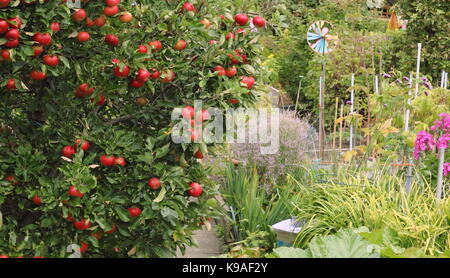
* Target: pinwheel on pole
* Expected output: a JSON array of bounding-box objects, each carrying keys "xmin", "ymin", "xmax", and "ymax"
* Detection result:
[{"xmin": 306, "ymin": 20, "xmax": 339, "ymax": 160}]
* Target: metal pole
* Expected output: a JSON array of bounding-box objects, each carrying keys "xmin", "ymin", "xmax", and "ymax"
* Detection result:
[
  {"xmin": 319, "ymin": 58, "xmax": 326, "ymax": 161},
  {"xmin": 441, "ymin": 71, "xmax": 445, "ymax": 88},
  {"xmin": 349, "ymin": 74, "xmax": 355, "ymax": 151}
]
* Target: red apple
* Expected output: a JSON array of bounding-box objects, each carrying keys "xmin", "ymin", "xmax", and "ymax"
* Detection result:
[
  {"xmin": 69, "ymin": 185, "xmax": 84, "ymax": 198},
  {"xmin": 148, "ymin": 177, "xmax": 161, "ymax": 190},
  {"xmin": 235, "ymin": 14, "xmax": 248, "ymax": 26},
  {"xmin": 188, "ymin": 182, "xmax": 203, "ymax": 197},
  {"xmin": 100, "ymin": 155, "xmax": 116, "ymax": 166},
  {"xmin": 128, "ymin": 207, "xmax": 142, "ymax": 218}
]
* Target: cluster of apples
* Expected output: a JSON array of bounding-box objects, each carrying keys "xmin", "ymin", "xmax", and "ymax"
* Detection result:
[
  {"xmin": 0, "ymin": 2, "xmax": 64, "ymax": 88},
  {"xmin": 213, "ymin": 13, "xmax": 265, "ymax": 105}
]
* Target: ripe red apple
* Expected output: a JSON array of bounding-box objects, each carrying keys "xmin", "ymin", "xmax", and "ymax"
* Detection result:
[
  {"xmin": 188, "ymin": 182, "xmax": 203, "ymax": 197},
  {"xmin": 194, "ymin": 150, "xmax": 204, "ymax": 159},
  {"xmin": 161, "ymin": 69, "xmax": 175, "ymax": 83},
  {"xmin": 85, "ymin": 17, "xmax": 95, "ymax": 27},
  {"xmin": 128, "ymin": 207, "xmax": 142, "ymax": 218},
  {"xmin": 201, "ymin": 109, "xmax": 210, "ymax": 121},
  {"xmin": 75, "ymin": 83, "xmax": 94, "ymax": 98},
  {"xmin": 5, "ymin": 175, "xmax": 19, "ymax": 185},
  {"xmin": 62, "ymin": 145, "xmax": 76, "ymax": 158},
  {"xmin": 105, "ymin": 0, "xmax": 120, "ymax": 6},
  {"xmin": 229, "ymin": 98, "xmax": 239, "ymax": 104},
  {"xmin": 32, "ymin": 194, "xmax": 42, "ymax": 205},
  {"xmin": 213, "ymin": 66, "xmax": 226, "ymax": 76},
  {"xmin": 148, "ymin": 177, "xmax": 161, "ymax": 190},
  {"xmin": 6, "ymin": 79, "xmax": 16, "ymax": 90},
  {"xmin": 100, "ymin": 155, "xmax": 116, "ymax": 167},
  {"xmin": 119, "ymin": 12, "xmax": 133, "ymax": 23},
  {"xmin": 95, "ymin": 16, "xmax": 107, "ymax": 27},
  {"xmin": 43, "ymin": 55, "xmax": 59, "ymax": 67},
  {"xmin": 181, "ymin": 2, "xmax": 195, "ymax": 12},
  {"xmin": 77, "ymin": 31, "xmax": 90, "ymax": 42},
  {"xmin": 5, "ymin": 28, "xmax": 19, "ymax": 40},
  {"xmin": 225, "ymin": 66, "xmax": 237, "ymax": 77},
  {"xmin": 148, "ymin": 40, "xmax": 162, "ymax": 52},
  {"xmin": 181, "ymin": 106, "xmax": 195, "ymax": 119},
  {"xmin": 0, "ymin": 19, "xmax": 8, "ymax": 33},
  {"xmin": 8, "ymin": 17, "xmax": 21, "ymax": 29},
  {"xmin": 115, "ymin": 157, "xmax": 126, "ymax": 167},
  {"xmin": 136, "ymin": 69, "xmax": 151, "ymax": 82},
  {"xmin": 130, "ymin": 79, "xmax": 145, "ymax": 88},
  {"xmin": 72, "ymin": 9, "xmax": 87, "ymax": 22},
  {"xmin": 104, "ymin": 5, "xmax": 119, "ymax": 17},
  {"xmin": 5, "ymin": 39, "xmax": 19, "ymax": 48},
  {"xmin": 33, "ymin": 32, "xmax": 52, "ymax": 46},
  {"xmin": 240, "ymin": 76, "xmax": 255, "ymax": 89},
  {"xmin": 225, "ymin": 32, "xmax": 235, "ymax": 41},
  {"xmin": 235, "ymin": 13, "xmax": 249, "ymax": 26},
  {"xmin": 105, "ymin": 34, "xmax": 119, "ymax": 46},
  {"xmin": 50, "ymin": 22, "xmax": 60, "ymax": 32},
  {"xmin": 30, "ymin": 70, "xmax": 46, "ymax": 80},
  {"xmin": 252, "ymin": 16, "xmax": 266, "ymax": 28},
  {"xmin": 174, "ymin": 40, "xmax": 187, "ymax": 51},
  {"xmin": 33, "ymin": 45, "xmax": 44, "ymax": 57},
  {"xmin": 75, "ymin": 140, "xmax": 90, "ymax": 151},
  {"xmin": 73, "ymin": 219, "xmax": 91, "ymax": 230},
  {"xmin": 151, "ymin": 69, "xmax": 160, "ymax": 79},
  {"xmin": 80, "ymin": 242, "xmax": 88, "ymax": 253},
  {"xmin": 91, "ymin": 95, "xmax": 106, "ymax": 106},
  {"xmin": 113, "ymin": 65, "xmax": 130, "ymax": 77},
  {"xmin": 69, "ymin": 185, "xmax": 84, "ymax": 198},
  {"xmin": 65, "ymin": 212, "xmax": 75, "ymax": 222},
  {"xmin": 190, "ymin": 128, "xmax": 201, "ymax": 141},
  {"xmin": 137, "ymin": 44, "xmax": 148, "ymax": 53}
]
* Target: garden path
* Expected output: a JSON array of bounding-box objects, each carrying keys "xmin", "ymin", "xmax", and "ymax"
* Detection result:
[{"xmin": 176, "ymin": 222, "xmax": 224, "ymax": 258}]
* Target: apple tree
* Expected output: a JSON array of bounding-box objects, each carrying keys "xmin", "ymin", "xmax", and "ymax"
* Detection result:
[{"xmin": 0, "ymin": 0, "xmax": 267, "ymax": 258}]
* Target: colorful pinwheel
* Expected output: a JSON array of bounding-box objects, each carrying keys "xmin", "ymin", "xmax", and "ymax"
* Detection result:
[{"xmin": 307, "ymin": 21, "xmax": 338, "ymax": 55}]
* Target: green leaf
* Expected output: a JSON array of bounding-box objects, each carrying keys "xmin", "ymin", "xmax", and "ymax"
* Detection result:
[
  {"xmin": 307, "ymin": 228, "xmax": 380, "ymax": 258},
  {"xmin": 114, "ymin": 206, "xmax": 131, "ymax": 222},
  {"xmin": 153, "ymin": 186, "xmax": 166, "ymax": 203},
  {"xmin": 273, "ymin": 247, "xmax": 309, "ymax": 258}
]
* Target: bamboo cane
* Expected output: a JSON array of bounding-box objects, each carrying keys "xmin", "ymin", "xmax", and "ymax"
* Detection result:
[{"xmin": 332, "ymin": 97, "xmax": 339, "ymax": 150}]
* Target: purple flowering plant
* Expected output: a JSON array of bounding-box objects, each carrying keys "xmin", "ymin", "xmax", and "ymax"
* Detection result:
[{"xmin": 414, "ymin": 113, "xmax": 450, "ymax": 176}]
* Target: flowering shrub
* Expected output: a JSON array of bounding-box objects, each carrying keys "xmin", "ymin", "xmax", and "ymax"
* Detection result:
[
  {"xmin": 414, "ymin": 113, "xmax": 450, "ymax": 177},
  {"xmin": 230, "ymin": 111, "xmax": 315, "ymax": 181}
]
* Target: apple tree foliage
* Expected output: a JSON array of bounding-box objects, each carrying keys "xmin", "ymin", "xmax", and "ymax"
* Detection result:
[{"xmin": 0, "ymin": 0, "xmax": 267, "ymax": 257}]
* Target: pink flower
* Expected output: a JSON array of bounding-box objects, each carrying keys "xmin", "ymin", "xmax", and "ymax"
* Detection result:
[
  {"xmin": 437, "ymin": 134, "xmax": 450, "ymax": 149},
  {"xmin": 444, "ymin": 163, "xmax": 450, "ymax": 177},
  {"xmin": 414, "ymin": 131, "xmax": 436, "ymax": 159}
]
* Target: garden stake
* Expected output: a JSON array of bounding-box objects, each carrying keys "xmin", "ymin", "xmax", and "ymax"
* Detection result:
[
  {"xmin": 414, "ymin": 43, "xmax": 422, "ymax": 97},
  {"xmin": 349, "ymin": 74, "xmax": 355, "ymax": 151},
  {"xmin": 332, "ymin": 97, "xmax": 339, "ymax": 151},
  {"xmin": 294, "ymin": 76, "xmax": 304, "ymax": 114},
  {"xmin": 436, "ymin": 148, "xmax": 445, "ymax": 202},
  {"xmin": 404, "ymin": 72, "xmax": 414, "ymax": 193},
  {"xmin": 339, "ymin": 103, "xmax": 344, "ymax": 152},
  {"xmin": 319, "ymin": 69, "xmax": 326, "ymax": 160}
]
